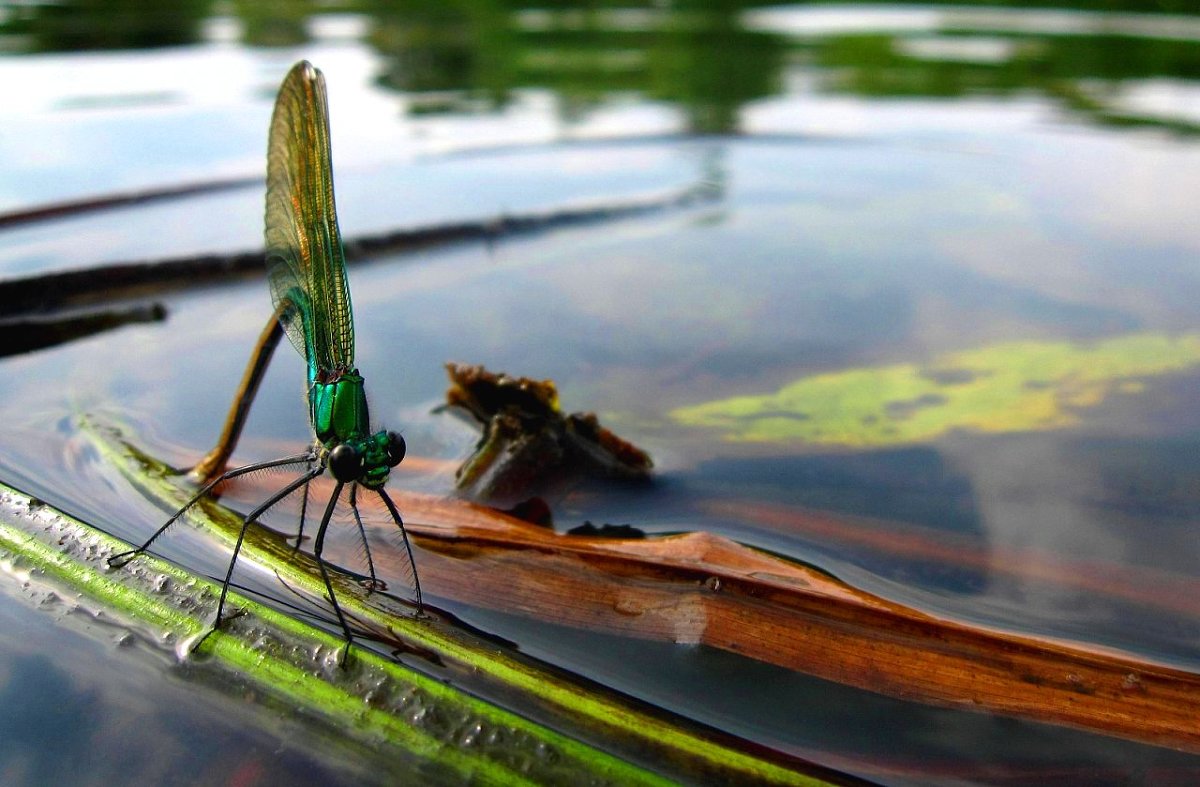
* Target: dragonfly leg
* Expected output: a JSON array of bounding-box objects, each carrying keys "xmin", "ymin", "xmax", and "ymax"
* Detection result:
[
  {"xmin": 348, "ymin": 484, "xmax": 382, "ymax": 591},
  {"xmin": 212, "ymin": 464, "xmax": 325, "ymax": 632},
  {"xmin": 376, "ymin": 487, "xmax": 423, "ymax": 613},
  {"xmin": 191, "ymin": 311, "xmax": 286, "ymax": 484},
  {"xmin": 109, "ymin": 451, "xmax": 317, "ymax": 568},
  {"xmin": 294, "ymin": 454, "xmax": 315, "ymax": 550},
  {"xmin": 312, "ymin": 481, "xmax": 355, "ymax": 664}
]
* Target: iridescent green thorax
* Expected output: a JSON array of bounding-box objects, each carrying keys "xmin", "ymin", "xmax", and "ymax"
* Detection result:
[{"xmin": 310, "ymin": 369, "xmax": 369, "ymax": 445}]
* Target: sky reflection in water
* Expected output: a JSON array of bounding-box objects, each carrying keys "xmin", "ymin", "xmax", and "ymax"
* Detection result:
[{"xmin": 2, "ymin": 1, "xmax": 1200, "ymax": 782}]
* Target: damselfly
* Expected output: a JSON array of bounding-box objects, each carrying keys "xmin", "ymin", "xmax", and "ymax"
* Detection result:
[{"xmin": 110, "ymin": 61, "xmax": 420, "ymax": 656}]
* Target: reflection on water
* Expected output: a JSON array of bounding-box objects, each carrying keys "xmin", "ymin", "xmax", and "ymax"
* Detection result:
[
  {"xmin": 0, "ymin": 0, "xmax": 210, "ymax": 51},
  {"xmin": 0, "ymin": 553, "xmax": 379, "ymax": 785},
  {"xmin": 3, "ymin": 0, "xmax": 1200, "ymax": 783},
  {"xmin": 671, "ymin": 333, "xmax": 1200, "ymax": 445},
  {"xmin": 4, "ymin": 0, "xmax": 1200, "ymax": 136}
]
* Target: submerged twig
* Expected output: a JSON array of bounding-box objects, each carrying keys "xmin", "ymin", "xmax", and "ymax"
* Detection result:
[
  {"xmin": 0, "ymin": 183, "xmax": 717, "ymax": 318},
  {"xmin": 225, "ymin": 470, "xmax": 1200, "ymax": 757},
  {"xmin": 0, "ymin": 302, "xmax": 166, "ymax": 357},
  {"xmin": 0, "ymin": 176, "xmax": 260, "ymax": 229}
]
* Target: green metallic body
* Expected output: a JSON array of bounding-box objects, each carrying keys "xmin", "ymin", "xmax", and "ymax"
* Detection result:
[
  {"xmin": 310, "ymin": 372, "xmax": 369, "ymax": 445},
  {"xmin": 109, "ymin": 60, "xmax": 419, "ymax": 649},
  {"xmin": 265, "ymin": 61, "xmax": 399, "ymax": 491}
]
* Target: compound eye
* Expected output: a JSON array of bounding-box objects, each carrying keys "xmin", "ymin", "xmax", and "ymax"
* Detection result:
[
  {"xmin": 385, "ymin": 431, "xmax": 406, "ymax": 467},
  {"xmin": 328, "ymin": 443, "xmax": 362, "ymax": 482}
]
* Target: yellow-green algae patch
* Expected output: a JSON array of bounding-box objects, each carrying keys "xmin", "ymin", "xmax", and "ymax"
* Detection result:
[{"xmin": 670, "ymin": 333, "xmax": 1200, "ymax": 446}]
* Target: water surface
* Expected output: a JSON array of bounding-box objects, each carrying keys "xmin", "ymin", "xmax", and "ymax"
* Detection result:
[{"xmin": 2, "ymin": 2, "xmax": 1200, "ymax": 783}]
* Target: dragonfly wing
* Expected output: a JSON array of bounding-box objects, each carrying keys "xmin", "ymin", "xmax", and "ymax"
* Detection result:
[{"xmin": 265, "ymin": 61, "xmax": 356, "ymax": 375}]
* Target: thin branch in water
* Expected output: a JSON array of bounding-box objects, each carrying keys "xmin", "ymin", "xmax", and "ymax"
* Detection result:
[
  {"xmin": 0, "ymin": 183, "xmax": 720, "ymax": 317},
  {"xmin": 0, "ymin": 176, "xmax": 260, "ymax": 230},
  {"xmin": 0, "ymin": 303, "xmax": 167, "ymax": 357}
]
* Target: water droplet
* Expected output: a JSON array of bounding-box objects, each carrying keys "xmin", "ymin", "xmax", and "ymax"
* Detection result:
[
  {"xmin": 175, "ymin": 631, "xmax": 205, "ymax": 662},
  {"xmin": 0, "ymin": 558, "xmax": 31, "ymax": 584}
]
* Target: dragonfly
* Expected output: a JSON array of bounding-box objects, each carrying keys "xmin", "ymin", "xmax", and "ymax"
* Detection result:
[{"xmin": 109, "ymin": 61, "xmax": 421, "ymax": 655}]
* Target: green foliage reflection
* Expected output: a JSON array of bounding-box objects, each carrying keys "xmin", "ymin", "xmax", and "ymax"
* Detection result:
[
  {"xmin": 671, "ymin": 333, "xmax": 1200, "ymax": 446},
  {"xmin": 3, "ymin": 1, "xmax": 1199, "ymax": 134},
  {"xmin": 2, "ymin": 0, "xmax": 211, "ymax": 50}
]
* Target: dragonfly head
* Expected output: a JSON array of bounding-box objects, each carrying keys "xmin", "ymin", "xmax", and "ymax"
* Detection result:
[{"xmin": 328, "ymin": 430, "xmax": 406, "ymax": 488}]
